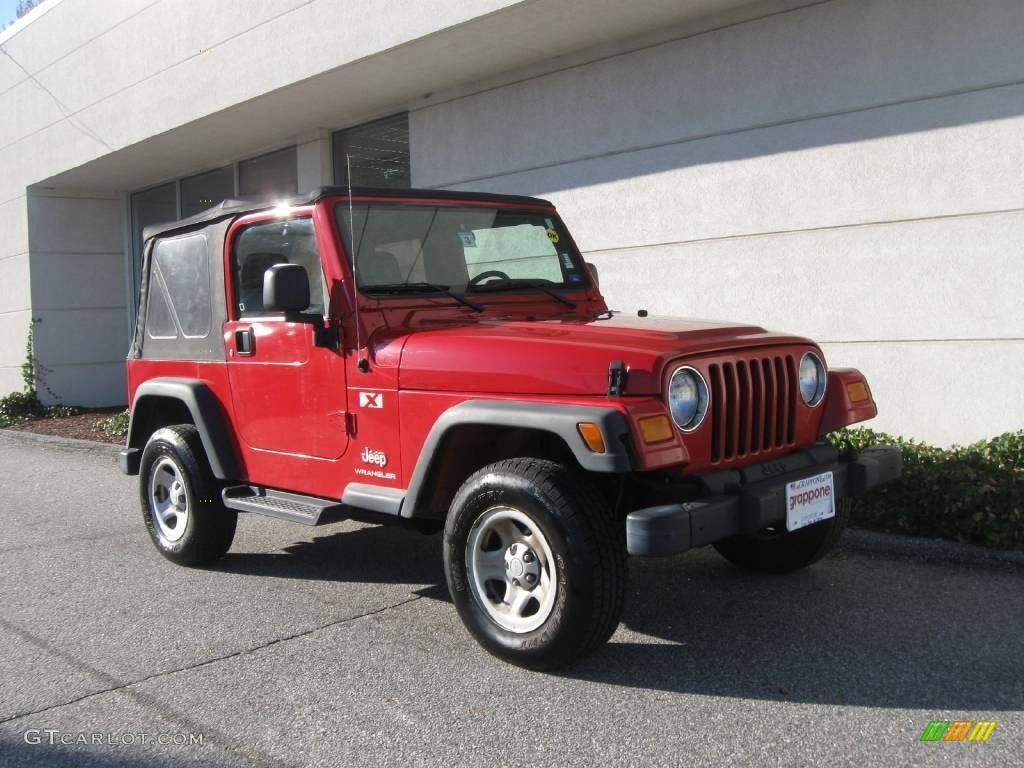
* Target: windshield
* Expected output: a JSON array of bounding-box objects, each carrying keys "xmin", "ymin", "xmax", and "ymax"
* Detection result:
[{"xmin": 334, "ymin": 203, "xmax": 591, "ymax": 294}]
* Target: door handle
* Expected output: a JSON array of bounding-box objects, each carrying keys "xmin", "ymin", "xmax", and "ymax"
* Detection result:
[{"xmin": 236, "ymin": 328, "xmax": 255, "ymax": 356}]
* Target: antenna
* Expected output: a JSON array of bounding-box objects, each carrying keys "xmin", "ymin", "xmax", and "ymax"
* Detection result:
[{"xmin": 347, "ymin": 155, "xmax": 369, "ymax": 373}]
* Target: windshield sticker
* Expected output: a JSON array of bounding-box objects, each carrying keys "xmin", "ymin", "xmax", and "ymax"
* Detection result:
[
  {"xmin": 546, "ymin": 228, "xmax": 560, "ymax": 244},
  {"xmin": 568, "ymin": 272, "xmax": 584, "ymax": 284},
  {"xmin": 560, "ymin": 252, "xmax": 574, "ymax": 269},
  {"xmin": 458, "ymin": 231, "xmax": 477, "ymax": 248}
]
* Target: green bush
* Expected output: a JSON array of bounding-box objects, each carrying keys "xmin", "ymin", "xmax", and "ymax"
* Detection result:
[
  {"xmin": 0, "ymin": 318, "xmax": 67, "ymax": 427},
  {"xmin": 0, "ymin": 391, "xmax": 44, "ymax": 427},
  {"xmin": 97, "ymin": 409, "xmax": 130, "ymax": 438},
  {"xmin": 828, "ymin": 427, "xmax": 1024, "ymax": 549},
  {"xmin": 0, "ymin": 395, "xmax": 84, "ymax": 427},
  {"xmin": 0, "ymin": 319, "xmax": 92, "ymax": 428}
]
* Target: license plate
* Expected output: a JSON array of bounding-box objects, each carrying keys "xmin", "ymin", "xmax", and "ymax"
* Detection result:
[{"xmin": 785, "ymin": 471, "xmax": 835, "ymax": 532}]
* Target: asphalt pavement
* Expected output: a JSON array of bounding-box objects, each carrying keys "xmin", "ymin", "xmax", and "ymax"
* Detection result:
[{"xmin": 0, "ymin": 431, "xmax": 1021, "ymax": 767}]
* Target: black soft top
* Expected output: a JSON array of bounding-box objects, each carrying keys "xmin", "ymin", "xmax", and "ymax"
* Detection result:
[{"xmin": 142, "ymin": 186, "xmax": 554, "ymax": 242}]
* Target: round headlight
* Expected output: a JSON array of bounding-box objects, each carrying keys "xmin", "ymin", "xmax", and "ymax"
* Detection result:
[
  {"xmin": 668, "ymin": 366, "xmax": 709, "ymax": 431},
  {"xmin": 799, "ymin": 352, "xmax": 826, "ymax": 406}
]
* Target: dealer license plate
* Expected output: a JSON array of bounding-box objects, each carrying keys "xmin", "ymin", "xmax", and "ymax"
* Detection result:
[{"xmin": 785, "ymin": 471, "xmax": 835, "ymax": 532}]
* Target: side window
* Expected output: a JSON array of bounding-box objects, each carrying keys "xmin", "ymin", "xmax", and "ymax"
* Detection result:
[
  {"xmin": 146, "ymin": 234, "xmax": 211, "ymax": 340},
  {"xmin": 232, "ymin": 218, "xmax": 326, "ymax": 318}
]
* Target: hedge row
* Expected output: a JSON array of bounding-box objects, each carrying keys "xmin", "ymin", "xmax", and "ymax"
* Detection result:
[{"xmin": 827, "ymin": 427, "xmax": 1024, "ymax": 549}]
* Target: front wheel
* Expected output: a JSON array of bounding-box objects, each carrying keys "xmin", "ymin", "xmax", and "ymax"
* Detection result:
[
  {"xmin": 713, "ymin": 497, "xmax": 849, "ymax": 573},
  {"xmin": 444, "ymin": 458, "xmax": 625, "ymax": 670}
]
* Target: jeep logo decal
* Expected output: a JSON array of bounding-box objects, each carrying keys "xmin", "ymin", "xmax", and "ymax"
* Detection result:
[{"xmin": 360, "ymin": 447, "xmax": 388, "ymax": 467}]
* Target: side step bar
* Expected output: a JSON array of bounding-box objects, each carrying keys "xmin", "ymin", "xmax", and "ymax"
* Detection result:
[{"xmin": 222, "ymin": 485, "xmax": 346, "ymax": 526}]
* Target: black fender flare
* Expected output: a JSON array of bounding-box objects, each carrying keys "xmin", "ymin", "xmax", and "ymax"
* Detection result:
[
  {"xmin": 399, "ymin": 400, "xmax": 633, "ymax": 518},
  {"xmin": 127, "ymin": 378, "xmax": 241, "ymax": 479}
]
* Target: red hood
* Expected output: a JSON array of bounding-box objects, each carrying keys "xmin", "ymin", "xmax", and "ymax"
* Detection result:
[{"xmin": 394, "ymin": 315, "xmax": 816, "ymax": 395}]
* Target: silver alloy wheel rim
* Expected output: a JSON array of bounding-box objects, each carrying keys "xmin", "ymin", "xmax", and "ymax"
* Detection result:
[
  {"xmin": 466, "ymin": 506, "xmax": 558, "ymax": 634},
  {"xmin": 149, "ymin": 457, "xmax": 189, "ymax": 543}
]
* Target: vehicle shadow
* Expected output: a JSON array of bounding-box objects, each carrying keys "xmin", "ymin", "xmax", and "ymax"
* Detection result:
[
  {"xmin": 211, "ymin": 522, "xmax": 447, "ymax": 590},
  {"xmin": 211, "ymin": 522, "xmax": 1023, "ymax": 711},
  {"xmin": 569, "ymin": 550, "xmax": 1024, "ymax": 710}
]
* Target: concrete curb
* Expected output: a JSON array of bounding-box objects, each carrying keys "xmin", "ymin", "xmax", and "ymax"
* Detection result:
[
  {"xmin": 841, "ymin": 528, "xmax": 1024, "ymax": 570},
  {"xmin": 0, "ymin": 428, "xmax": 122, "ymax": 455}
]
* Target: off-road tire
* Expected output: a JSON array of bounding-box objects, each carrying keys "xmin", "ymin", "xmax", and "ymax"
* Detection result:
[
  {"xmin": 444, "ymin": 458, "xmax": 625, "ymax": 670},
  {"xmin": 140, "ymin": 425, "xmax": 237, "ymax": 566},
  {"xmin": 713, "ymin": 497, "xmax": 849, "ymax": 574}
]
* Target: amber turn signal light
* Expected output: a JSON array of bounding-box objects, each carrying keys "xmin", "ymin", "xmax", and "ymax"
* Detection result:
[
  {"xmin": 846, "ymin": 381, "xmax": 870, "ymax": 403},
  {"xmin": 577, "ymin": 422, "xmax": 606, "ymax": 453},
  {"xmin": 638, "ymin": 415, "xmax": 674, "ymax": 444}
]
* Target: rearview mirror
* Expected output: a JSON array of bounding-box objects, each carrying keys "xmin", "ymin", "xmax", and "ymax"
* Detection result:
[
  {"xmin": 586, "ymin": 262, "xmax": 600, "ymax": 287},
  {"xmin": 263, "ymin": 263, "xmax": 310, "ymax": 314}
]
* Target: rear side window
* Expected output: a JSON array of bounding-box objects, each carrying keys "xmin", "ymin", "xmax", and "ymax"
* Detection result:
[
  {"xmin": 232, "ymin": 218, "xmax": 325, "ymax": 318},
  {"xmin": 146, "ymin": 234, "xmax": 211, "ymax": 339}
]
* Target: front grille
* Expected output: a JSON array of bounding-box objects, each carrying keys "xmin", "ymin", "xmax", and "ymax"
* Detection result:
[{"xmin": 708, "ymin": 355, "xmax": 797, "ymax": 462}]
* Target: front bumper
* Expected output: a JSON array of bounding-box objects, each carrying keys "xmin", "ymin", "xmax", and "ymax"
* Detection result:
[
  {"xmin": 625, "ymin": 443, "xmax": 901, "ymax": 556},
  {"xmin": 119, "ymin": 447, "xmax": 141, "ymax": 475}
]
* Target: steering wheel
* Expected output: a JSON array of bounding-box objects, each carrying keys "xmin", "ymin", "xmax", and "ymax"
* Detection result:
[{"xmin": 466, "ymin": 270, "xmax": 511, "ymax": 288}]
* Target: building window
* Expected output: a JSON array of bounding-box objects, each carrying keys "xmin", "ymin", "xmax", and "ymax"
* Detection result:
[
  {"xmin": 180, "ymin": 165, "xmax": 234, "ymax": 218},
  {"xmin": 238, "ymin": 146, "xmax": 298, "ymax": 198},
  {"xmin": 130, "ymin": 146, "xmax": 300, "ymax": 319},
  {"xmin": 333, "ymin": 113, "xmax": 410, "ymax": 188},
  {"xmin": 129, "ymin": 182, "xmax": 177, "ymax": 300}
]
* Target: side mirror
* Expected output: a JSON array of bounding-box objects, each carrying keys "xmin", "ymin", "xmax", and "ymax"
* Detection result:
[
  {"xmin": 263, "ymin": 263, "xmax": 310, "ymax": 313},
  {"xmin": 586, "ymin": 261, "xmax": 600, "ymax": 287}
]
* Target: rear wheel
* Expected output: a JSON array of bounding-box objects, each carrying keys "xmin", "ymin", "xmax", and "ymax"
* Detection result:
[
  {"xmin": 444, "ymin": 458, "xmax": 625, "ymax": 670},
  {"xmin": 713, "ymin": 498, "xmax": 849, "ymax": 573},
  {"xmin": 140, "ymin": 425, "xmax": 237, "ymax": 566}
]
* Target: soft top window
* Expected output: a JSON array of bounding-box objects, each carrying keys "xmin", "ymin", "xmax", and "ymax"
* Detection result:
[{"xmin": 146, "ymin": 234, "xmax": 211, "ymax": 340}]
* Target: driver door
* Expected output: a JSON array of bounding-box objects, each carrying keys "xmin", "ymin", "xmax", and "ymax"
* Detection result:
[{"xmin": 224, "ymin": 214, "xmax": 348, "ymax": 461}]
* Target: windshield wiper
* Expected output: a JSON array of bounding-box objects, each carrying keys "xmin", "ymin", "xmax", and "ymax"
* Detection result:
[
  {"xmin": 468, "ymin": 278, "xmax": 576, "ymax": 308},
  {"xmin": 362, "ymin": 282, "xmax": 484, "ymax": 312}
]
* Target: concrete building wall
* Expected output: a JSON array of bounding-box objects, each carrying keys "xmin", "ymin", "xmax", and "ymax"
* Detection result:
[
  {"xmin": 412, "ymin": 0, "xmax": 1024, "ymax": 444},
  {"xmin": 0, "ymin": 0, "xmax": 523, "ymax": 200},
  {"xmin": 26, "ymin": 191, "xmax": 127, "ymax": 406},
  {"xmin": 0, "ymin": 195, "xmax": 32, "ymax": 393}
]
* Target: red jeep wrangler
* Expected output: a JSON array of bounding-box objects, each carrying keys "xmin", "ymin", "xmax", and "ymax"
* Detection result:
[{"xmin": 120, "ymin": 187, "xmax": 900, "ymax": 669}]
